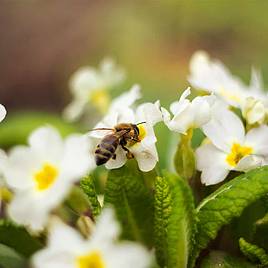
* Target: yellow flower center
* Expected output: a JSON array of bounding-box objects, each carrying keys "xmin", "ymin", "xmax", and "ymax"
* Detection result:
[
  {"xmin": 138, "ymin": 124, "xmax": 146, "ymax": 141},
  {"xmin": 77, "ymin": 251, "xmax": 105, "ymax": 268},
  {"xmin": 219, "ymin": 88, "xmax": 241, "ymax": 103},
  {"xmin": 90, "ymin": 89, "xmax": 110, "ymax": 114},
  {"xmin": 33, "ymin": 163, "xmax": 58, "ymax": 191},
  {"xmin": 226, "ymin": 143, "xmax": 253, "ymax": 167}
]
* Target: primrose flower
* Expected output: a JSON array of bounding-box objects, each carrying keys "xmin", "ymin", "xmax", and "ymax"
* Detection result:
[
  {"xmin": 63, "ymin": 58, "xmax": 125, "ymax": 121},
  {"xmin": 1, "ymin": 126, "xmax": 95, "ymax": 231},
  {"xmin": 32, "ymin": 208, "xmax": 151, "ymax": 268},
  {"xmin": 161, "ymin": 87, "xmax": 214, "ymax": 134},
  {"xmin": 0, "ymin": 104, "xmax": 6, "ymax": 123},
  {"xmin": 196, "ymin": 107, "xmax": 268, "ymax": 185},
  {"xmin": 90, "ymin": 96, "xmax": 162, "ymax": 172},
  {"xmin": 188, "ymin": 51, "xmax": 268, "ymax": 125}
]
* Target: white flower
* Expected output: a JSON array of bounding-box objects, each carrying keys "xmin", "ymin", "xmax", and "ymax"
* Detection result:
[
  {"xmin": 89, "ymin": 97, "xmax": 162, "ymax": 172},
  {"xmin": 196, "ymin": 107, "xmax": 268, "ymax": 185},
  {"xmin": 161, "ymin": 87, "xmax": 214, "ymax": 134},
  {"xmin": 109, "ymin": 84, "xmax": 141, "ymax": 112},
  {"xmin": 32, "ymin": 208, "xmax": 151, "ymax": 268},
  {"xmin": 1, "ymin": 126, "xmax": 95, "ymax": 231},
  {"xmin": 0, "ymin": 104, "xmax": 7, "ymax": 123},
  {"xmin": 188, "ymin": 51, "xmax": 247, "ymax": 107},
  {"xmin": 188, "ymin": 51, "xmax": 268, "ymax": 125},
  {"xmin": 63, "ymin": 58, "xmax": 125, "ymax": 121}
]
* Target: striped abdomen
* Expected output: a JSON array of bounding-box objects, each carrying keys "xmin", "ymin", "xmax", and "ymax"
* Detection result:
[{"xmin": 95, "ymin": 134, "xmax": 119, "ymax": 166}]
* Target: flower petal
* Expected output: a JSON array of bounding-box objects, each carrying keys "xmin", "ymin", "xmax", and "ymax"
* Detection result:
[
  {"xmin": 107, "ymin": 242, "xmax": 151, "ymax": 268},
  {"xmin": 235, "ymin": 155, "xmax": 264, "ymax": 172},
  {"xmin": 131, "ymin": 142, "xmax": 158, "ymax": 172},
  {"xmin": 245, "ymin": 125, "xmax": 268, "ymax": 155},
  {"xmin": 110, "ymin": 84, "xmax": 141, "ymax": 111},
  {"xmin": 3, "ymin": 146, "xmax": 38, "ymax": 190},
  {"xmin": 202, "ymin": 107, "xmax": 245, "ymax": 152},
  {"xmin": 28, "ymin": 127, "xmax": 63, "ymax": 163},
  {"xmin": 196, "ymin": 143, "xmax": 229, "ymax": 185},
  {"xmin": 0, "ymin": 104, "xmax": 6, "ymax": 123},
  {"xmin": 105, "ymin": 147, "xmax": 127, "ymax": 170},
  {"xmin": 61, "ymin": 134, "xmax": 95, "ymax": 181}
]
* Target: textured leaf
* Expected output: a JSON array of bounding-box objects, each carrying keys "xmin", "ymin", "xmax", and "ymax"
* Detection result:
[
  {"xmin": 166, "ymin": 172, "xmax": 196, "ymax": 268},
  {"xmin": 104, "ymin": 160, "xmax": 154, "ymax": 247},
  {"xmin": 0, "ymin": 244, "xmax": 26, "ymax": 268},
  {"xmin": 190, "ymin": 166, "xmax": 268, "ymax": 267},
  {"xmin": 201, "ymin": 251, "xmax": 255, "ymax": 268},
  {"xmin": 80, "ymin": 175, "xmax": 101, "ymax": 218},
  {"xmin": 239, "ymin": 238, "xmax": 268, "ymax": 266},
  {"xmin": 154, "ymin": 176, "xmax": 172, "ymax": 266},
  {"xmin": 0, "ymin": 220, "xmax": 43, "ymax": 257}
]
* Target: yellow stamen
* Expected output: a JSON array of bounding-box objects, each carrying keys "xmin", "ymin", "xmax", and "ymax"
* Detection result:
[
  {"xmin": 34, "ymin": 163, "xmax": 58, "ymax": 191},
  {"xmin": 77, "ymin": 251, "xmax": 105, "ymax": 268},
  {"xmin": 138, "ymin": 124, "xmax": 146, "ymax": 141},
  {"xmin": 226, "ymin": 143, "xmax": 253, "ymax": 167},
  {"xmin": 90, "ymin": 89, "xmax": 110, "ymax": 114}
]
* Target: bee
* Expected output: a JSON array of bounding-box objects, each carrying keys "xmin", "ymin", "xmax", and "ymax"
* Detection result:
[{"xmin": 91, "ymin": 122, "xmax": 145, "ymax": 166}]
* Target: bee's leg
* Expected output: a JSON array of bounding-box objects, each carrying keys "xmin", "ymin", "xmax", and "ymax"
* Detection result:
[{"xmin": 120, "ymin": 143, "xmax": 134, "ymax": 159}]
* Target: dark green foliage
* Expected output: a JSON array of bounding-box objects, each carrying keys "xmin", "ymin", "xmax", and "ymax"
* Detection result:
[
  {"xmin": 201, "ymin": 251, "xmax": 255, "ymax": 268},
  {"xmin": 0, "ymin": 220, "xmax": 43, "ymax": 258},
  {"xmin": 104, "ymin": 160, "xmax": 154, "ymax": 247},
  {"xmin": 190, "ymin": 166, "xmax": 268, "ymax": 267},
  {"xmin": 239, "ymin": 238, "xmax": 268, "ymax": 266}
]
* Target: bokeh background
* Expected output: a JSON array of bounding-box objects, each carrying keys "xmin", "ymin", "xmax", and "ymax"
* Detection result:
[{"xmin": 1, "ymin": 0, "xmax": 268, "ymax": 166}]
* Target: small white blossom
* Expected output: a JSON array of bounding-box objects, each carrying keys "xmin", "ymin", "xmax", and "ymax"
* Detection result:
[
  {"xmin": 90, "ymin": 90, "xmax": 162, "ymax": 172},
  {"xmin": 1, "ymin": 126, "xmax": 95, "ymax": 231},
  {"xmin": 63, "ymin": 58, "xmax": 125, "ymax": 121},
  {"xmin": 161, "ymin": 87, "xmax": 214, "ymax": 134},
  {"xmin": 188, "ymin": 51, "xmax": 268, "ymax": 125},
  {"xmin": 196, "ymin": 107, "xmax": 268, "ymax": 185},
  {"xmin": 0, "ymin": 104, "xmax": 6, "ymax": 123},
  {"xmin": 32, "ymin": 208, "xmax": 151, "ymax": 268},
  {"xmin": 241, "ymin": 68, "xmax": 268, "ymax": 125}
]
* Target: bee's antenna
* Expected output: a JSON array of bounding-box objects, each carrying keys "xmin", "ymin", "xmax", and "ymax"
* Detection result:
[
  {"xmin": 136, "ymin": 121, "xmax": 146, "ymax": 125},
  {"xmin": 89, "ymin": 128, "xmax": 114, "ymax": 132}
]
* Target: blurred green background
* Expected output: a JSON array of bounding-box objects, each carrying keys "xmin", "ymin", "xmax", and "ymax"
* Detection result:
[{"xmin": 0, "ymin": 0, "xmax": 268, "ymax": 167}]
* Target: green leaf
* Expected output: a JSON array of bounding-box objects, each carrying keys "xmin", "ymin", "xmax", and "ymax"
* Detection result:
[
  {"xmin": 0, "ymin": 244, "xmax": 26, "ymax": 268},
  {"xmin": 104, "ymin": 160, "xmax": 154, "ymax": 247},
  {"xmin": 0, "ymin": 220, "xmax": 43, "ymax": 257},
  {"xmin": 0, "ymin": 111, "xmax": 79, "ymax": 148},
  {"xmin": 190, "ymin": 166, "xmax": 268, "ymax": 267},
  {"xmin": 80, "ymin": 175, "xmax": 101, "ymax": 218},
  {"xmin": 154, "ymin": 176, "xmax": 172, "ymax": 267},
  {"xmin": 201, "ymin": 251, "xmax": 255, "ymax": 268},
  {"xmin": 239, "ymin": 238, "xmax": 268, "ymax": 266},
  {"xmin": 174, "ymin": 132, "xmax": 196, "ymax": 181},
  {"xmin": 65, "ymin": 185, "xmax": 92, "ymax": 215},
  {"xmin": 166, "ymin": 172, "xmax": 196, "ymax": 268}
]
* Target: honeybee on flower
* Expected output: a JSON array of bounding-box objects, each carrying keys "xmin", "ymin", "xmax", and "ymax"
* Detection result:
[
  {"xmin": 89, "ymin": 85, "xmax": 163, "ymax": 172},
  {"xmin": 32, "ymin": 208, "xmax": 152, "ymax": 268},
  {"xmin": 63, "ymin": 58, "xmax": 125, "ymax": 122}
]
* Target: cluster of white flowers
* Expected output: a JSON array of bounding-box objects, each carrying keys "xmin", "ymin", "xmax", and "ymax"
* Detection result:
[
  {"xmin": 0, "ymin": 53, "xmax": 268, "ymax": 267},
  {"xmin": 32, "ymin": 208, "xmax": 151, "ymax": 268}
]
